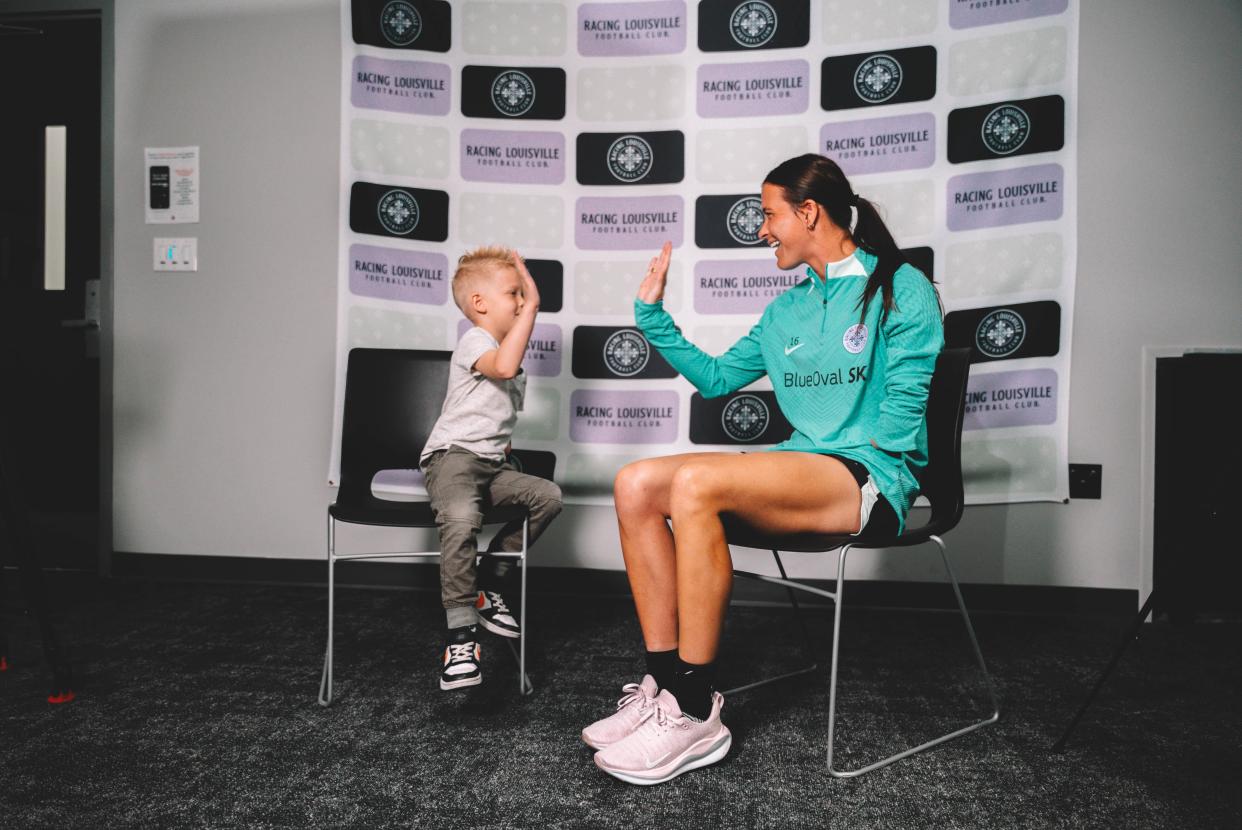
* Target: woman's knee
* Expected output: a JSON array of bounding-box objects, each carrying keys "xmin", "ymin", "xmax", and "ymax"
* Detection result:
[
  {"xmin": 613, "ymin": 459, "xmax": 666, "ymax": 514},
  {"xmin": 668, "ymin": 462, "xmax": 718, "ymax": 515}
]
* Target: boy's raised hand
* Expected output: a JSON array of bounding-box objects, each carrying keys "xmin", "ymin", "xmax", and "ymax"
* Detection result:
[
  {"xmin": 513, "ymin": 251, "xmax": 540, "ymax": 312},
  {"xmin": 637, "ymin": 241, "xmax": 672, "ymax": 304}
]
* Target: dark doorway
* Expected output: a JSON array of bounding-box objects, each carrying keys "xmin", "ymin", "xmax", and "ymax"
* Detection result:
[
  {"xmin": 0, "ymin": 11, "xmax": 104, "ymax": 572},
  {"xmin": 1154, "ymin": 352, "xmax": 1242, "ymax": 619}
]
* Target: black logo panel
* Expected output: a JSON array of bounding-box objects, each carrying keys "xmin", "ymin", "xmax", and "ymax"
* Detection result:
[
  {"xmin": 695, "ymin": 194, "xmax": 767, "ymax": 249},
  {"xmin": 698, "ymin": 0, "xmax": 810, "ymax": 52},
  {"xmin": 948, "ymin": 95, "xmax": 1065, "ymax": 164},
  {"xmin": 571, "ymin": 326, "xmax": 678, "ymax": 380},
  {"xmin": 902, "ymin": 246, "xmax": 934, "ymax": 281},
  {"xmin": 350, "ymin": 0, "xmax": 451, "ymax": 52},
  {"xmin": 945, "ymin": 300, "xmax": 1061, "ymax": 364},
  {"xmin": 461, "ymin": 66, "xmax": 567, "ymax": 120},
  {"xmin": 821, "ymin": 46, "xmax": 937, "ymax": 111},
  {"xmin": 524, "ymin": 259, "xmax": 563, "ymax": 314},
  {"xmin": 690, "ymin": 390, "xmax": 792, "ymax": 445},
  {"xmin": 349, "ymin": 182, "xmax": 449, "ymax": 242},
  {"xmin": 507, "ymin": 448, "xmax": 557, "ymax": 481},
  {"xmin": 576, "ymin": 131, "xmax": 685, "ymax": 186}
]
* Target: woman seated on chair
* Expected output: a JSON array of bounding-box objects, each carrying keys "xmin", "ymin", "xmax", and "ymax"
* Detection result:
[{"xmin": 582, "ymin": 153, "xmax": 945, "ymax": 785}]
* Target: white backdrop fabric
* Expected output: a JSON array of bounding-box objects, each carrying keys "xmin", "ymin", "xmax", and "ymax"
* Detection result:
[{"xmin": 331, "ymin": 0, "xmax": 1079, "ymax": 505}]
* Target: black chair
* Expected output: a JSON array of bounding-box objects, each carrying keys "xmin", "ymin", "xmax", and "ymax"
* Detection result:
[
  {"xmin": 722, "ymin": 347, "xmax": 999, "ymax": 777},
  {"xmin": 318, "ymin": 348, "xmax": 534, "ymax": 705}
]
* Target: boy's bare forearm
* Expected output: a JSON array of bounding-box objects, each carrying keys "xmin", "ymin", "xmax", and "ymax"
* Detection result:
[{"xmin": 491, "ymin": 308, "xmax": 537, "ymax": 378}]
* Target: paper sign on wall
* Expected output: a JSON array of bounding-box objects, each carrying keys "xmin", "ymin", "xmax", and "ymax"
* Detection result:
[{"xmin": 144, "ymin": 146, "xmax": 199, "ymax": 224}]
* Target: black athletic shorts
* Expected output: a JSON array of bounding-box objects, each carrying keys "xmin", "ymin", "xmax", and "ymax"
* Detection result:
[{"xmin": 826, "ymin": 454, "xmax": 899, "ymax": 538}]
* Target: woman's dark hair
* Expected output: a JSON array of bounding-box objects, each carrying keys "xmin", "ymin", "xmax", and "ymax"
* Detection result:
[{"xmin": 764, "ymin": 153, "xmax": 933, "ymax": 323}]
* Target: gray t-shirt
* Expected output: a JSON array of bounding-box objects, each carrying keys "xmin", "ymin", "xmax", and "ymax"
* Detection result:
[{"xmin": 420, "ymin": 327, "xmax": 526, "ymax": 463}]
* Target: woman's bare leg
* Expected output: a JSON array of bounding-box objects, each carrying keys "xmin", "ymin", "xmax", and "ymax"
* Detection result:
[
  {"xmin": 668, "ymin": 452, "xmax": 864, "ymax": 664},
  {"xmin": 613, "ymin": 453, "xmax": 724, "ymax": 652}
]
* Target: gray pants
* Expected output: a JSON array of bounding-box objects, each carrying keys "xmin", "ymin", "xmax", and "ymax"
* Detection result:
[{"xmin": 421, "ymin": 445, "xmax": 563, "ymax": 611}]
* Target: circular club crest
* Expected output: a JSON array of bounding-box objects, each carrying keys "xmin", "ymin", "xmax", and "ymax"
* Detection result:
[
  {"xmin": 726, "ymin": 197, "xmax": 764, "ymax": 245},
  {"xmin": 491, "ymin": 70, "xmax": 536, "ymax": 117},
  {"xmin": 721, "ymin": 394, "xmax": 770, "ymax": 442},
  {"xmin": 606, "ymin": 135, "xmax": 654, "ymax": 183},
  {"xmin": 854, "ymin": 54, "xmax": 903, "ymax": 104},
  {"xmin": 981, "ymin": 104, "xmax": 1031, "ymax": 156},
  {"xmin": 603, "ymin": 330, "xmax": 650, "ymax": 377},
  {"xmin": 975, "ymin": 309, "xmax": 1027, "ymax": 358},
  {"xmin": 730, "ymin": 1, "xmax": 778, "ymax": 48},
  {"xmin": 842, "ymin": 323, "xmax": 869, "ymax": 354},
  {"xmin": 379, "ymin": 1, "xmax": 422, "ymax": 47},
  {"xmin": 377, "ymin": 189, "xmax": 419, "ymax": 236}
]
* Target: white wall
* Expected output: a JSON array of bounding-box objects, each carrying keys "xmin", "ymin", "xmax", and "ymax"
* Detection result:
[{"xmin": 112, "ymin": 0, "xmax": 1242, "ymax": 593}]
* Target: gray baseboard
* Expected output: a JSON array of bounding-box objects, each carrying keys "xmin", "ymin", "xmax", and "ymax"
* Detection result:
[{"xmin": 111, "ymin": 552, "xmax": 1138, "ymax": 616}]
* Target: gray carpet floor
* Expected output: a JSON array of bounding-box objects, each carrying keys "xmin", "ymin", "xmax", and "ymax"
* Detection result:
[{"xmin": 2, "ymin": 578, "xmax": 1240, "ymax": 829}]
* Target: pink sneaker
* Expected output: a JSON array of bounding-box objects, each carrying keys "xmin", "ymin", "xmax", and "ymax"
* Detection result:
[
  {"xmin": 581, "ymin": 675, "xmax": 659, "ymax": 750},
  {"xmin": 593, "ymin": 689, "xmax": 731, "ymax": 785}
]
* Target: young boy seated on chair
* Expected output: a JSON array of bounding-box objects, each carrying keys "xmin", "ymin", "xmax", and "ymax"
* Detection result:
[{"xmin": 419, "ymin": 247, "xmax": 563, "ymax": 691}]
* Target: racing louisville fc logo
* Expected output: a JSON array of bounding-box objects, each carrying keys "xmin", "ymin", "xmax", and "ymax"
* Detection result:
[
  {"xmin": 380, "ymin": 1, "xmax": 422, "ymax": 46},
  {"xmin": 722, "ymin": 394, "xmax": 770, "ymax": 442},
  {"xmin": 730, "ymin": 1, "xmax": 778, "ymax": 48},
  {"xmin": 975, "ymin": 309, "xmax": 1027, "ymax": 358},
  {"xmin": 854, "ymin": 54, "xmax": 903, "ymax": 104},
  {"xmin": 603, "ymin": 330, "xmax": 650, "ymax": 376},
  {"xmin": 377, "ymin": 190, "xmax": 419, "ymax": 235},
  {"xmin": 491, "ymin": 70, "xmax": 536, "ymax": 116},
  {"xmin": 606, "ymin": 135, "xmax": 654, "ymax": 183},
  {"xmin": 981, "ymin": 105, "xmax": 1031, "ymax": 155},
  {"xmin": 726, "ymin": 197, "xmax": 764, "ymax": 245}
]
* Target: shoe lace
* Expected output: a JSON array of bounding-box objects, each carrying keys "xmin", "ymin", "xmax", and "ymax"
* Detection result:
[
  {"xmin": 485, "ymin": 592, "xmax": 510, "ymax": 615},
  {"xmin": 634, "ymin": 697, "xmax": 687, "ymax": 733},
  {"xmin": 447, "ymin": 642, "xmax": 476, "ymax": 663},
  {"xmin": 615, "ymin": 682, "xmax": 652, "ymax": 713}
]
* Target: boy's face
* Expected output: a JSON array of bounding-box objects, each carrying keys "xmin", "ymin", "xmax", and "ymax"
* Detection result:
[{"xmin": 475, "ymin": 265, "xmax": 525, "ymax": 333}]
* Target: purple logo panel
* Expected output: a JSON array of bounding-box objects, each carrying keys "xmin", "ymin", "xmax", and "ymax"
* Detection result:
[
  {"xmin": 351, "ymin": 56, "xmax": 450, "ymax": 115},
  {"xmin": 456, "ymin": 319, "xmax": 563, "ymax": 377},
  {"xmin": 947, "ymin": 164, "xmax": 1064, "ymax": 231},
  {"xmin": 950, "ymin": 0, "xmax": 1068, "ymax": 29},
  {"xmin": 460, "ymin": 129, "xmax": 565, "ymax": 185},
  {"xmin": 575, "ymin": 196, "xmax": 685, "ymax": 250},
  {"xmin": 694, "ymin": 259, "xmax": 803, "ymax": 314},
  {"xmin": 349, "ymin": 244, "xmax": 448, "ymax": 304},
  {"xmin": 578, "ymin": 1, "xmax": 687, "ymax": 56},
  {"xmin": 697, "ymin": 59, "xmax": 809, "ymax": 118},
  {"xmin": 570, "ymin": 390, "xmax": 679, "ymax": 443},
  {"xmin": 821, "ymin": 113, "xmax": 936, "ymax": 175},
  {"xmin": 963, "ymin": 368, "xmax": 1058, "ymax": 430}
]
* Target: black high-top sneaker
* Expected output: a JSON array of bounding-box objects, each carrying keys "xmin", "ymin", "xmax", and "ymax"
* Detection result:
[
  {"xmin": 440, "ymin": 626, "xmax": 482, "ymax": 690},
  {"xmin": 475, "ymin": 589, "xmax": 521, "ymax": 639}
]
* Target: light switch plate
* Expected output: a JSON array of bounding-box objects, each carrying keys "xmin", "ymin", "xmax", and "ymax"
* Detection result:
[{"xmin": 154, "ymin": 237, "xmax": 197, "ymax": 271}]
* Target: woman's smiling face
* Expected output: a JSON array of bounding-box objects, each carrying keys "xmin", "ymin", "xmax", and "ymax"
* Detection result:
[{"xmin": 758, "ymin": 182, "xmax": 812, "ymax": 271}]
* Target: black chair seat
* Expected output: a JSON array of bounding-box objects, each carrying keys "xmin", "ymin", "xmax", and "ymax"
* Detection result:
[
  {"xmin": 329, "ymin": 498, "xmax": 528, "ymax": 529},
  {"xmin": 720, "ymin": 512, "xmax": 952, "ymax": 553}
]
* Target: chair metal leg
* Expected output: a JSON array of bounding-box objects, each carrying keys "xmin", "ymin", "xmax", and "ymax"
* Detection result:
[
  {"xmin": 515, "ymin": 515, "xmax": 533, "ymax": 695},
  {"xmin": 722, "ymin": 550, "xmax": 820, "ymax": 696},
  {"xmin": 826, "ymin": 536, "xmax": 1000, "ymax": 778},
  {"xmin": 318, "ymin": 514, "xmax": 336, "ymax": 707}
]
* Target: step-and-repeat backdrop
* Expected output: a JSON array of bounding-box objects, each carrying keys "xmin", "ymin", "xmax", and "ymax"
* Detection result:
[{"xmin": 331, "ymin": 0, "xmax": 1079, "ymax": 505}]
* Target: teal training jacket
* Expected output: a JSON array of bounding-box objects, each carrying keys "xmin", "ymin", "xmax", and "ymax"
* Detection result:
[{"xmin": 634, "ymin": 247, "xmax": 944, "ymax": 532}]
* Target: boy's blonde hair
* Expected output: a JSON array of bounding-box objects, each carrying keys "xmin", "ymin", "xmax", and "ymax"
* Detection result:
[{"xmin": 452, "ymin": 246, "xmax": 517, "ymax": 316}]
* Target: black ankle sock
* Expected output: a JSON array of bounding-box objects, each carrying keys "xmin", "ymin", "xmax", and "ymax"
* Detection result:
[
  {"xmin": 644, "ymin": 648, "xmax": 678, "ymax": 692},
  {"xmin": 673, "ymin": 658, "xmax": 717, "ymax": 721}
]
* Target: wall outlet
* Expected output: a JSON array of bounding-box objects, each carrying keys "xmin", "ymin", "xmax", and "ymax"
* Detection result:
[
  {"xmin": 154, "ymin": 237, "xmax": 197, "ymax": 271},
  {"xmin": 1069, "ymin": 464, "xmax": 1102, "ymax": 499}
]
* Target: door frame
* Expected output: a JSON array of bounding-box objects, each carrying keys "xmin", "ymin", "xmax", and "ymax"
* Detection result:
[{"xmin": 0, "ymin": 0, "xmax": 114, "ymax": 576}]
